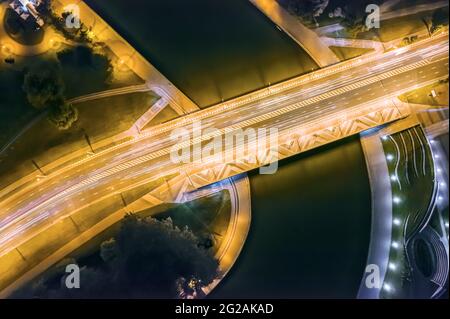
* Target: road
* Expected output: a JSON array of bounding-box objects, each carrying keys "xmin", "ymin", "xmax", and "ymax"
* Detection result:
[{"xmin": 0, "ymin": 34, "xmax": 448, "ymax": 260}]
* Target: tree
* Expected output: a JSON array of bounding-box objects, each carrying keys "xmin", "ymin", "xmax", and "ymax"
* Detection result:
[
  {"xmin": 16, "ymin": 216, "xmax": 220, "ymax": 299},
  {"xmin": 57, "ymin": 46, "xmax": 113, "ymax": 90},
  {"xmin": 22, "ymin": 61, "xmax": 65, "ymax": 110},
  {"xmin": 431, "ymin": 8, "xmax": 449, "ymax": 34},
  {"xmin": 48, "ymin": 99, "xmax": 78, "ymax": 130}
]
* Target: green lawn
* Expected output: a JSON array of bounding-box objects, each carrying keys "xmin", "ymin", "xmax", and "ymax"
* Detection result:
[
  {"xmin": 0, "ymin": 92, "xmax": 159, "ymax": 187},
  {"xmin": 381, "ymin": 126, "xmax": 435, "ymax": 298}
]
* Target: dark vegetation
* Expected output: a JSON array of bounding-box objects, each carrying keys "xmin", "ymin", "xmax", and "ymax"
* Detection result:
[{"xmin": 14, "ymin": 215, "xmax": 220, "ymax": 299}]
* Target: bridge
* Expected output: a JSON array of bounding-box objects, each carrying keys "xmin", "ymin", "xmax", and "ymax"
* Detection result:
[{"xmin": 0, "ymin": 32, "xmax": 448, "ymax": 285}]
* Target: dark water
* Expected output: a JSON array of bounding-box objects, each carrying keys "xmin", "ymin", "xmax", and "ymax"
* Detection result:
[
  {"xmin": 211, "ymin": 137, "xmax": 372, "ymax": 298},
  {"xmin": 85, "ymin": 0, "xmax": 318, "ymax": 108}
]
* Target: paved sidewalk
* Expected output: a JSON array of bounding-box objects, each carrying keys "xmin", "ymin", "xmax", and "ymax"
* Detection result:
[{"xmin": 358, "ymin": 130, "xmax": 393, "ymax": 299}]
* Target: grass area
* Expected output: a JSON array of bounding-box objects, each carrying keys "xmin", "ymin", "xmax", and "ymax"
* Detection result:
[
  {"xmin": 399, "ymin": 80, "xmax": 449, "ymax": 107},
  {"xmin": 0, "ymin": 92, "xmax": 159, "ymax": 187},
  {"xmin": 381, "ymin": 126, "xmax": 435, "ymax": 298},
  {"xmin": 143, "ymin": 105, "xmax": 179, "ymax": 129},
  {"xmin": 329, "ymin": 46, "xmax": 374, "ymax": 61},
  {"xmin": 359, "ymin": 9, "xmax": 439, "ymax": 42},
  {"xmin": 390, "ymin": 0, "xmax": 446, "ymax": 11},
  {"xmin": 0, "ymin": 68, "xmax": 38, "ymax": 147},
  {"xmin": 0, "ymin": 42, "xmax": 144, "ymax": 167},
  {"xmin": 58, "ymin": 45, "xmax": 144, "ymax": 99},
  {"xmin": 11, "ymin": 190, "xmax": 232, "ymax": 293}
]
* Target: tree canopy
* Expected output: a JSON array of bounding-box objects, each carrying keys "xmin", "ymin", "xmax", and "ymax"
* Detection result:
[
  {"xmin": 47, "ymin": 99, "xmax": 79, "ymax": 130},
  {"xmin": 22, "ymin": 60, "xmax": 65, "ymax": 110},
  {"xmin": 15, "ymin": 216, "xmax": 220, "ymax": 299}
]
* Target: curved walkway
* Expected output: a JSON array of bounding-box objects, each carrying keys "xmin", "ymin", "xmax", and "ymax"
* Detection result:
[{"xmin": 202, "ymin": 174, "xmax": 252, "ymax": 296}]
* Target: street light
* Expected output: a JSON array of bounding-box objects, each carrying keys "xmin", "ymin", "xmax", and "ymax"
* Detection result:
[{"xmin": 383, "ymin": 283, "xmax": 393, "ymax": 292}]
